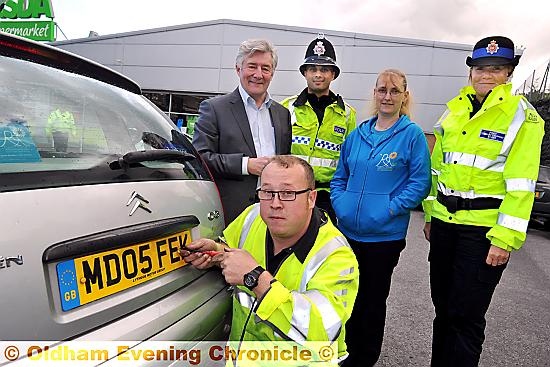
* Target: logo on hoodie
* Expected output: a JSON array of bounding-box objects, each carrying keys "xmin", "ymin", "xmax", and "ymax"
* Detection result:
[{"xmin": 376, "ymin": 151, "xmax": 398, "ymax": 171}]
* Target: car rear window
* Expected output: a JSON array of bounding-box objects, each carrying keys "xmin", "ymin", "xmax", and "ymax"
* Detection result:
[{"xmin": 0, "ymin": 55, "xmax": 210, "ymax": 191}]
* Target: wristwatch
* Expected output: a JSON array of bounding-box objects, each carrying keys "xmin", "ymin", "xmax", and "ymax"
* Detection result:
[{"xmin": 243, "ymin": 266, "xmax": 265, "ymax": 291}]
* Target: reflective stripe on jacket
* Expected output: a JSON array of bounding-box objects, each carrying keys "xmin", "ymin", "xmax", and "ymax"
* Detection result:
[
  {"xmin": 282, "ymin": 93, "xmax": 356, "ymax": 189},
  {"xmin": 423, "ymin": 83, "xmax": 545, "ymax": 250},
  {"xmin": 223, "ymin": 204, "xmax": 359, "ymax": 359}
]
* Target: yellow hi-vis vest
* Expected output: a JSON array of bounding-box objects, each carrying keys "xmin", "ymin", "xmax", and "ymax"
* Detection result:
[
  {"xmin": 46, "ymin": 109, "xmax": 76, "ymax": 135},
  {"xmin": 423, "ymin": 83, "xmax": 545, "ymax": 251},
  {"xmin": 223, "ymin": 204, "xmax": 359, "ymax": 361},
  {"xmin": 282, "ymin": 94, "xmax": 356, "ymax": 189}
]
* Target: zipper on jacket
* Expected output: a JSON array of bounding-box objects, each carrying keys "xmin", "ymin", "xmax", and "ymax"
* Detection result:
[{"xmin": 352, "ymin": 125, "xmax": 402, "ymax": 228}]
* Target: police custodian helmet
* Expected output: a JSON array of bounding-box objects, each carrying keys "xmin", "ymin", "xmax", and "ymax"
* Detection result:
[
  {"xmin": 299, "ymin": 33, "xmax": 341, "ymax": 79},
  {"xmin": 466, "ymin": 36, "xmax": 521, "ymax": 67}
]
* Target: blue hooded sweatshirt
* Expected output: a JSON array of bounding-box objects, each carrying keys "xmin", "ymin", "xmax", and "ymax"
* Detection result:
[{"xmin": 330, "ymin": 115, "xmax": 431, "ymax": 242}]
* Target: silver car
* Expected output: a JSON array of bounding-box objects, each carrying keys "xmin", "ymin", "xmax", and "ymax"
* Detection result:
[{"xmin": 0, "ymin": 32, "xmax": 230, "ymax": 347}]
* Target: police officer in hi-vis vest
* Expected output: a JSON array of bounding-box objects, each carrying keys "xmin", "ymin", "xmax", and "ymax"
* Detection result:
[
  {"xmin": 282, "ymin": 34, "xmax": 356, "ymax": 224},
  {"xmin": 423, "ymin": 36, "xmax": 545, "ymax": 366}
]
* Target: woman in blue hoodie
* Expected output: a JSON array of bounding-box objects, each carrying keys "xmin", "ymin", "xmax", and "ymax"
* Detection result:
[{"xmin": 331, "ymin": 69, "xmax": 431, "ymax": 366}]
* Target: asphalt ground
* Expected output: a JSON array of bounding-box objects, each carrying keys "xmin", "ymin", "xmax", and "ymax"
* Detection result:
[{"xmin": 373, "ymin": 211, "xmax": 550, "ymax": 366}]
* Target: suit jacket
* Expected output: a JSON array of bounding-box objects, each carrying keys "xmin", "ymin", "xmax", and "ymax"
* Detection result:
[{"xmin": 192, "ymin": 88, "xmax": 291, "ymax": 224}]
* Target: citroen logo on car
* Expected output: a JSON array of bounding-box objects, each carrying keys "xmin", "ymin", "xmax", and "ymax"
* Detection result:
[
  {"xmin": 0, "ymin": 255, "xmax": 23, "ymax": 270},
  {"xmin": 126, "ymin": 191, "xmax": 152, "ymax": 216}
]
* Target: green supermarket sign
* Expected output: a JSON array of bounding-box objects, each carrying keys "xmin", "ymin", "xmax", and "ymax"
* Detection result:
[{"xmin": 0, "ymin": 0, "xmax": 55, "ymax": 41}]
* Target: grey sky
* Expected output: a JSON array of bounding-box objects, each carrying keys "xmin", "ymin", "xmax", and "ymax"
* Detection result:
[{"xmin": 54, "ymin": 0, "xmax": 549, "ymax": 86}]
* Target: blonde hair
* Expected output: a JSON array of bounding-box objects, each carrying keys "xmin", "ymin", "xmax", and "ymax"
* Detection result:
[{"xmin": 370, "ymin": 68, "xmax": 412, "ymax": 118}]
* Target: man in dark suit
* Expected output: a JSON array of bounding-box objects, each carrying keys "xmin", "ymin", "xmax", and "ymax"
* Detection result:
[{"xmin": 193, "ymin": 39, "xmax": 291, "ymax": 224}]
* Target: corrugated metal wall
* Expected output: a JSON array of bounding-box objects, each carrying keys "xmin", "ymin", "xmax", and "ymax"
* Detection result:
[{"xmin": 54, "ymin": 19, "xmax": 471, "ymax": 131}]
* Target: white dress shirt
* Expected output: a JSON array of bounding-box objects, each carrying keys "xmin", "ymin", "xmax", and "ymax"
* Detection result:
[{"xmin": 238, "ymin": 84, "xmax": 276, "ymax": 175}]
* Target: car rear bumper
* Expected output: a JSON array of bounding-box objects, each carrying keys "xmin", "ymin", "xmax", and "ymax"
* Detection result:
[{"xmin": 76, "ymin": 269, "xmax": 231, "ymax": 341}]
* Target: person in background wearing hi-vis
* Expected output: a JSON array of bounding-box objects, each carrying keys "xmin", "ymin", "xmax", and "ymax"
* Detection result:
[
  {"xmin": 422, "ymin": 36, "xmax": 545, "ymax": 367},
  {"xmin": 331, "ymin": 69, "xmax": 431, "ymax": 366},
  {"xmin": 46, "ymin": 108, "xmax": 76, "ymax": 152},
  {"xmin": 282, "ymin": 34, "xmax": 356, "ymax": 223},
  {"xmin": 180, "ymin": 156, "xmax": 359, "ymax": 364}
]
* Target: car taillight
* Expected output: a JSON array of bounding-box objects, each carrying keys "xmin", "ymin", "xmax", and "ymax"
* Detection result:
[{"xmin": 0, "ymin": 38, "xmax": 59, "ymax": 59}]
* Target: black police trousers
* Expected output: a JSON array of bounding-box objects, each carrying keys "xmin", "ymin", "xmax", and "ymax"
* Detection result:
[
  {"xmin": 429, "ymin": 218, "xmax": 507, "ymax": 367},
  {"xmin": 344, "ymin": 238, "xmax": 406, "ymax": 367}
]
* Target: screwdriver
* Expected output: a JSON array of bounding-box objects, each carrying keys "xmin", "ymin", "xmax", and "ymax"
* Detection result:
[{"xmin": 180, "ymin": 245, "xmax": 222, "ymax": 257}]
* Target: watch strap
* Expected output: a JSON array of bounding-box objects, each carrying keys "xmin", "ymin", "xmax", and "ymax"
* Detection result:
[
  {"xmin": 251, "ymin": 265, "xmax": 265, "ymax": 276},
  {"xmin": 244, "ymin": 265, "xmax": 265, "ymax": 290}
]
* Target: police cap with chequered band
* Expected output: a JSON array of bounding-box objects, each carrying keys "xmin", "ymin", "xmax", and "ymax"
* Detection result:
[
  {"xmin": 466, "ymin": 36, "xmax": 521, "ymax": 67},
  {"xmin": 299, "ymin": 33, "xmax": 341, "ymax": 79}
]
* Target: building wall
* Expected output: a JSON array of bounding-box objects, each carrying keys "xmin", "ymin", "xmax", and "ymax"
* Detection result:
[{"xmin": 54, "ymin": 19, "xmax": 472, "ymax": 131}]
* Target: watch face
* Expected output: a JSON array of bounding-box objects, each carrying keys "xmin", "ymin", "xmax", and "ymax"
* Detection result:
[{"xmin": 244, "ymin": 273, "xmax": 256, "ymax": 288}]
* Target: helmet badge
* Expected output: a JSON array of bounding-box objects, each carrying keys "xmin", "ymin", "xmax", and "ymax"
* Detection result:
[
  {"xmin": 313, "ymin": 41, "xmax": 326, "ymax": 56},
  {"xmin": 486, "ymin": 40, "xmax": 499, "ymax": 55}
]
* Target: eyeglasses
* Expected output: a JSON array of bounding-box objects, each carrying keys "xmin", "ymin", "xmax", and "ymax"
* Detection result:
[
  {"xmin": 256, "ymin": 188, "xmax": 312, "ymax": 201},
  {"xmin": 471, "ymin": 65, "xmax": 508, "ymax": 74},
  {"xmin": 375, "ymin": 88, "xmax": 403, "ymax": 97}
]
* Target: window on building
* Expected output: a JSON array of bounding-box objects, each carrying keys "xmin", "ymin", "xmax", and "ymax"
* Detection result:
[
  {"xmin": 143, "ymin": 92, "xmax": 169, "ymax": 112},
  {"xmin": 171, "ymin": 94, "xmax": 206, "ymax": 114},
  {"xmin": 143, "ymin": 91, "xmax": 216, "ymax": 136}
]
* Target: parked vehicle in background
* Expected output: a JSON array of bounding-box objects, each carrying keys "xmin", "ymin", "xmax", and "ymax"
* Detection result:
[
  {"xmin": 0, "ymin": 31, "xmax": 230, "ymax": 350},
  {"xmin": 532, "ymin": 165, "xmax": 550, "ymax": 229}
]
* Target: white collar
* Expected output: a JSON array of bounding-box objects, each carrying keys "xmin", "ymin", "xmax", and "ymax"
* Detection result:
[{"xmin": 238, "ymin": 83, "xmax": 272, "ymax": 109}]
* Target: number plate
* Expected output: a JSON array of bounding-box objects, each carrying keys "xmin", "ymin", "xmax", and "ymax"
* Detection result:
[{"xmin": 56, "ymin": 230, "xmax": 191, "ymax": 311}]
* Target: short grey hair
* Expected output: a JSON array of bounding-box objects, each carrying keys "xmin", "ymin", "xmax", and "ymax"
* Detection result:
[{"xmin": 235, "ymin": 39, "xmax": 278, "ymax": 70}]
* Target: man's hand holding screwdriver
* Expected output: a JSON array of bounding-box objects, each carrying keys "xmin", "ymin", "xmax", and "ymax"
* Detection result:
[
  {"xmin": 179, "ymin": 238, "xmax": 225, "ymax": 269},
  {"xmin": 180, "ymin": 237, "xmax": 271, "ymax": 297}
]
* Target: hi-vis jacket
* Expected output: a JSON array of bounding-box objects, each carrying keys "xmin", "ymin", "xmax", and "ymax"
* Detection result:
[
  {"xmin": 223, "ymin": 204, "xmax": 359, "ymax": 360},
  {"xmin": 282, "ymin": 90, "xmax": 356, "ymax": 189},
  {"xmin": 46, "ymin": 109, "xmax": 76, "ymax": 135},
  {"xmin": 423, "ymin": 83, "xmax": 545, "ymax": 251}
]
